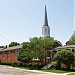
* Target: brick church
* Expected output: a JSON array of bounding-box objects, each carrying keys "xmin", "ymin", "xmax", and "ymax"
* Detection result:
[
  {"xmin": 0, "ymin": 6, "xmax": 75, "ymax": 68},
  {"xmin": 0, "ymin": 5, "xmax": 51, "ymax": 63}
]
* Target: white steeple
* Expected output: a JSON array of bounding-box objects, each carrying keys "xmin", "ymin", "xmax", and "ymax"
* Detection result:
[{"xmin": 42, "ymin": 5, "xmax": 50, "ymax": 37}]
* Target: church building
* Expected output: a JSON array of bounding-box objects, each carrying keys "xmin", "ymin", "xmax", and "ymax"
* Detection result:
[
  {"xmin": 0, "ymin": 5, "xmax": 75, "ymax": 68},
  {"xmin": 0, "ymin": 5, "xmax": 50, "ymax": 63}
]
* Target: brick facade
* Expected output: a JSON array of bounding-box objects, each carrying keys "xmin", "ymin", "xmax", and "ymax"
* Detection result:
[
  {"xmin": 0, "ymin": 50, "xmax": 18, "ymax": 63},
  {"xmin": 0, "ymin": 45, "xmax": 75, "ymax": 68},
  {"xmin": 0, "ymin": 45, "xmax": 22, "ymax": 63}
]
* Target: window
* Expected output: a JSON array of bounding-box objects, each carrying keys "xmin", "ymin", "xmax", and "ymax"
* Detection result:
[
  {"xmin": 48, "ymin": 28, "xmax": 50, "ymax": 34},
  {"xmin": 15, "ymin": 50, "xmax": 18, "ymax": 58},
  {"xmin": 42, "ymin": 28, "xmax": 44, "ymax": 34},
  {"xmin": 2, "ymin": 51, "xmax": 4, "ymax": 59},
  {"xmin": 8, "ymin": 51, "xmax": 10, "ymax": 59},
  {"xmin": 45, "ymin": 28, "xmax": 47, "ymax": 34},
  {"xmin": 72, "ymin": 49, "xmax": 74, "ymax": 52}
]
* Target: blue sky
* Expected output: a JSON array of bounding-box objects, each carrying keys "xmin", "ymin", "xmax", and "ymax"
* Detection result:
[{"xmin": 0, "ymin": 0, "xmax": 74, "ymax": 46}]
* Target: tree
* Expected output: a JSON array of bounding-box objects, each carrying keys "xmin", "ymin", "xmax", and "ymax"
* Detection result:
[
  {"xmin": 40, "ymin": 37, "xmax": 54, "ymax": 49},
  {"xmin": 66, "ymin": 31, "xmax": 75, "ymax": 45},
  {"xmin": 29, "ymin": 37, "xmax": 56, "ymax": 64},
  {"xmin": 18, "ymin": 36, "xmax": 62, "ymax": 64},
  {"xmin": 0, "ymin": 46, "xmax": 4, "ymax": 48},
  {"xmin": 30, "ymin": 37, "xmax": 43, "ymax": 61},
  {"xmin": 52, "ymin": 40, "xmax": 62, "ymax": 48},
  {"xmin": 17, "ymin": 42, "xmax": 32, "ymax": 63},
  {"xmin": 54, "ymin": 49, "xmax": 75, "ymax": 69},
  {"xmin": 9, "ymin": 42, "xmax": 20, "ymax": 47}
]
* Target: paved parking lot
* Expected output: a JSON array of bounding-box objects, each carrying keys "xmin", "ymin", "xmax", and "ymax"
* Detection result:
[{"xmin": 0, "ymin": 65, "xmax": 56, "ymax": 75}]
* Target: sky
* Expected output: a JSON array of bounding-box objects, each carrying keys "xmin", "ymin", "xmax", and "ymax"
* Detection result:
[{"xmin": 0, "ymin": 0, "xmax": 74, "ymax": 46}]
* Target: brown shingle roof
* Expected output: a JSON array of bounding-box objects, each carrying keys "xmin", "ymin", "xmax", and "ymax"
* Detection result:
[
  {"xmin": 0, "ymin": 45, "xmax": 22, "ymax": 51},
  {"xmin": 54, "ymin": 45, "xmax": 75, "ymax": 50}
]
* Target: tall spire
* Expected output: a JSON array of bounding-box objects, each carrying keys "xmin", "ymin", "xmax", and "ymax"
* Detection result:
[
  {"xmin": 44, "ymin": 5, "xmax": 48, "ymax": 26},
  {"xmin": 42, "ymin": 5, "xmax": 50, "ymax": 37}
]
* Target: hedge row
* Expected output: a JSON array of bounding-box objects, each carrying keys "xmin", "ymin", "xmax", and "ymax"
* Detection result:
[{"xmin": 0, "ymin": 62, "xmax": 44, "ymax": 70}]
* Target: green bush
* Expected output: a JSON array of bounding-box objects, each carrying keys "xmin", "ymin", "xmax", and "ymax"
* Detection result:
[
  {"xmin": 22, "ymin": 63, "xmax": 28, "ymax": 67},
  {"xmin": 0, "ymin": 62, "xmax": 12, "ymax": 66},
  {"xmin": 18, "ymin": 62, "xmax": 24, "ymax": 67},
  {"xmin": 54, "ymin": 50, "xmax": 75, "ymax": 69},
  {"xmin": 28, "ymin": 64, "xmax": 44, "ymax": 70},
  {"xmin": 53, "ymin": 61, "xmax": 61, "ymax": 70},
  {"xmin": 0, "ymin": 62, "xmax": 44, "ymax": 70},
  {"xmin": 12, "ymin": 62, "xmax": 18, "ymax": 67}
]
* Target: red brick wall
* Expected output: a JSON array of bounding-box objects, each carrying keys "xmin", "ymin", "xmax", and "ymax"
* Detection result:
[
  {"xmin": 0, "ymin": 48, "xmax": 75, "ymax": 68},
  {"xmin": 0, "ymin": 49, "xmax": 19, "ymax": 63}
]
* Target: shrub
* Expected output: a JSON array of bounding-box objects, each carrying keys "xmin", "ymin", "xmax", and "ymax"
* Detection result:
[
  {"xmin": 54, "ymin": 50, "xmax": 75, "ymax": 69},
  {"xmin": 0, "ymin": 62, "xmax": 12, "ymax": 66},
  {"xmin": 12, "ymin": 62, "xmax": 18, "ymax": 67},
  {"xmin": 53, "ymin": 61, "xmax": 61, "ymax": 70},
  {"xmin": 0, "ymin": 61, "xmax": 44, "ymax": 70}
]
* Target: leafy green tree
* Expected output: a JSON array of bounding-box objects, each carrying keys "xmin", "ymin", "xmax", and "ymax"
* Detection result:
[
  {"xmin": 0, "ymin": 46, "xmax": 4, "ymax": 48},
  {"xmin": 30, "ymin": 37, "xmax": 42, "ymax": 61},
  {"xmin": 17, "ymin": 42, "xmax": 32, "ymax": 63},
  {"xmin": 18, "ymin": 37, "xmax": 62, "ymax": 64},
  {"xmin": 9, "ymin": 42, "xmax": 20, "ymax": 47},
  {"xmin": 66, "ymin": 31, "xmax": 75, "ymax": 45},
  {"xmin": 29, "ymin": 37, "xmax": 55, "ymax": 64},
  {"xmin": 54, "ymin": 49, "xmax": 75, "ymax": 69},
  {"xmin": 41, "ymin": 37, "xmax": 54, "ymax": 49}
]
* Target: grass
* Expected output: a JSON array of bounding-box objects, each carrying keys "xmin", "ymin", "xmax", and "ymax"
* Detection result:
[
  {"xmin": 67, "ymin": 73, "xmax": 75, "ymax": 75},
  {"xmin": 8, "ymin": 65, "xmax": 75, "ymax": 74},
  {"xmin": 40, "ymin": 69, "xmax": 71, "ymax": 73}
]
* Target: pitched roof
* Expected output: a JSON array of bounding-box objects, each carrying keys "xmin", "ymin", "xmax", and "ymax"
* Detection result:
[
  {"xmin": 54, "ymin": 45, "xmax": 75, "ymax": 50},
  {"xmin": 0, "ymin": 45, "xmax": 22, "ymax": 51}
]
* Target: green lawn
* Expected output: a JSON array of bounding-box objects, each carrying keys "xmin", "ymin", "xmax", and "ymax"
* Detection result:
[
  {"xmin": 68, "ymin": 73, "xmax": 75, "ymax": 75},
  {"xmin": 12, "ymin": 66, "xmax": 75, "ymax": 74},
  {"xmin": 40, "ymin": 69, "xmax": 71, "ymax": 73}
]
